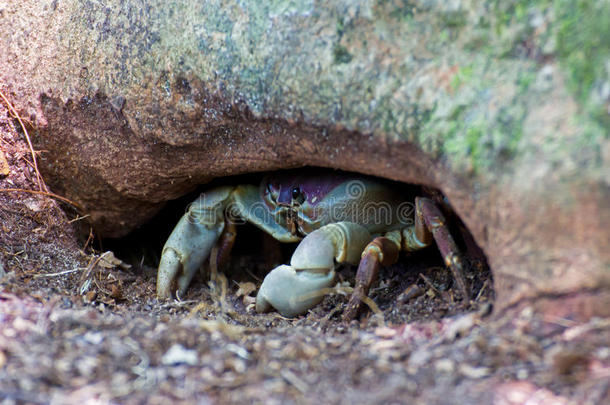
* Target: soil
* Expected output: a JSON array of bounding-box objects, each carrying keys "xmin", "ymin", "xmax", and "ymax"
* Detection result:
[{"xmin": 0, "ymin": 99, "xmax": 608, "ymax": 404}]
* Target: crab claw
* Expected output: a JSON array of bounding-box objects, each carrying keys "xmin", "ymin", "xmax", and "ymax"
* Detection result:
[
  {"xmin": 255, "ymin": 222, "xmax": 371, "ymax": 317},
  {"xmin": 255, "ymin": 265, "xmax": 337, "ymax": 318},
  {"xmin": 157, "ymin": 213, "xmax": 224, "ymax": 299},
  {"xmin": 157, "ymin": 188, "xmax": 232, "ymax": 299}
]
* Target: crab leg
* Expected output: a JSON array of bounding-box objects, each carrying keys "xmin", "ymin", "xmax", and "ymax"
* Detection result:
[
  {"xmin": 342, "ymin": 236, "xmax": 400, "ymax": 321},
  {"xmin": 256, "ymin": 222, "xmax": 372, "ymax": 318},
  {"xmin": 157, "ymin": 187, "xmax": 234, "ymax": 299},
  {"xmin": 209, "ymin": 221, "xmax": 237, "ymax": 276},
  {"xmin": 343, "ymin": 197, "xmax": 470, "ymax": 321},
  {"xmin": 417, "ymin": 197, "xmax": 470, "ymax": 301}
]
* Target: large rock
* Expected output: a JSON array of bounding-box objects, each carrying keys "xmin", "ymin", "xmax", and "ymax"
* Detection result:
[{"xmin": 1, "ymin": 0, "xmax": 608, "ymax": 315}]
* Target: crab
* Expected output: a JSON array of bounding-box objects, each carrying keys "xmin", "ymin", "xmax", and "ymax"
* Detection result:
[{"xmin": 156, "ymin": 169, "xmax": 470, "ymax": 320}]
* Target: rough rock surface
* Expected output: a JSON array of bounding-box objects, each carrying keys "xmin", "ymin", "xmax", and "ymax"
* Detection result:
[{"xmin": 1, "ymin": 0, "xmax": 609, "ymax": 315}]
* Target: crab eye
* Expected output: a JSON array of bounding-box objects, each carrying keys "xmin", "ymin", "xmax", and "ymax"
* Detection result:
[
  {"xmin": 291, "ymin": 187, "xmax": 300, "ymax": 199},
  {"xmin": 291, "ymin": 187, "xmax": 305, "ymax": 204}
]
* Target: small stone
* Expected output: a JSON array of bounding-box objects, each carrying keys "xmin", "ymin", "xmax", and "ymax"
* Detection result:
[
  {"xmin": 13, "ymin": 317, "xmax": 35, "ymax": 332},
  {"xmin": 434, "ymin": 358, "xmax": 455, "ymax": 373},
  {"xmin": 83, "ymin": 291, "xmax": 96, "ymax": 303},
  {"xmin": 235, "ymin": 281, "xmax": 256, "ymax": 298},
  {"xmin": 98, "ymin": 251, "xmax": 131, "ymax": 270},
  {"xmin": 161, "ymin": 344, "xmax": 198, "ymax": 366},
  {"xmin": 75, "ymin": 356, "xmax": 99, "ymax": 377},
  {"xmin": 0, "ymin": 149, "xmax": 9, "ymax": 177},
  {"xmin": 24, "ymin": 198, "xmax": 44, "ymax": 212},
  {"xmin": 374, "ymin": 326, "xmax": 397, "ymax": 339},
  {"xmin": 83, "ymin": 331, "xmax": 104, "ymax": 345},
  {"xmin": 459, "ymin": 363, "xmax": 491, "ymax": 379},
  {"xmin": 0, "ymin": 258, "xmax": 6, "ymax": 280},
  {"xmin": 445, "ymin": 313, "xmax": 476, "ymax": 340},
  {"xmin": 109, "ymin": 284, "xmax": 123, "ymax": 299},
  {"xmin": 226, "ymin": 343, "xmax": 251, "ymax": 360},
  {"xmin": 595, "ymin": 347, "xmax": 610, "ymax": 360}
]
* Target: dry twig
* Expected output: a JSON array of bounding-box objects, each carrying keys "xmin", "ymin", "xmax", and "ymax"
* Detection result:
[
  {"xmin": 0, "ymin": 89, "xmax": 45, "ymax": 192},
  {"xmin": 0, "ymin": 90, "xmax": 84, "ymax": 216},
  {"xmin": 0, "ymin": 188, "xmax": 83, "ymax": 211}
]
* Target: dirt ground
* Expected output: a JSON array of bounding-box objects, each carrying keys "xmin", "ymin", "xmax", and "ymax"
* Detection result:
[{"xmin": 1, "ymin": 98, "xmax": 609, "ymax": 405}]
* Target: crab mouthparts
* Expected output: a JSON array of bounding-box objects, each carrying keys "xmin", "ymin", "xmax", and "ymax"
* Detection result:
[{"xmin": 277, "ymin": 204, "xmax": 303, "ymax": 236}]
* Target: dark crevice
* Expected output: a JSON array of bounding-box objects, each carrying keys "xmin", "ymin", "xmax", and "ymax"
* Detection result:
[{"xmin": 101, "ymin": 168, "xmax": 493, "ymax": 324}]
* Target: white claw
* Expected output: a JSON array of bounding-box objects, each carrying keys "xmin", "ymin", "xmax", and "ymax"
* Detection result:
[
  {"xmin": 291, "ymin": 222, "xmax": 372, "ymax": 268},
  {"xmin": 256, "ymin": 265, "xmax": 336, "ymax": 318},
  {"xmin": 157, "ymin": 190, "xmax": 230, "ymax": 299},
  {"xmin": 157, "ymin": 248, "xmax": 180, "ymax": 299},
  {"xmin": 290, "ymin": 230, "xmax": 335, "ymax": 270},
  {"xmin": 256, "ymin": 222, "xmax": 372, "ymax": 317}
]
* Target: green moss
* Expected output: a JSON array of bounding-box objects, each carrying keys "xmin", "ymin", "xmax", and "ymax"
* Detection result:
[
  {"xmin": 440, "ymin": 9, "xmax": 468, "ymax": 29},
  {"xmin": 432, "ymin": 100, "xmax": 526, "ymax": 175},
  {"xmin": 450, "ymin": 65, "xmax": 475, "ymax": 91},
  {"xmin": 554, "ymin": 0, "xmax": 610, "ymax": 130},
  {"xmin": 380, "ymin": 0, "xmax": 418, "ymax": 22},
  {"xmin": 438, "ymin": 29, "xmax": 450, "ymax": 44},
  {"xmin": 486, "ymin": 0, "xmax": 609, "ymax": 130},
  {"xmin": 388, "ymin": 7, "xmax": 415, "ymax": 22},
  {"xmin": 465, "ymin": 123, "xmax": 485, "ymax": 165},
  {"xmin": 336, "ymin": 17, "xmax": 345, "ymax": 37},
  {"xmin": 333, "ymin": 44, "xmax": 353, "ymax": 64},
  {"xmin": 516, "ymin": 69, "xmax": 535, "ymax": 92},
  {"xmin": 490, "ymin": 0, "xmax": 546, "ymax": 31}
]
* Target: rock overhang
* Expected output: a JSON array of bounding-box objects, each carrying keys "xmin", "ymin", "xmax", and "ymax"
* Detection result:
[{"xmin": 1, "ymin": 0, "xmax": 608, "ymax": 317}]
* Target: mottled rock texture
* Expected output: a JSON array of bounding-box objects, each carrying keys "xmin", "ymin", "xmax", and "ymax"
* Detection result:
[{"xmin": 1, "ymin": 0, "xmax": 608, "ymax": 313}]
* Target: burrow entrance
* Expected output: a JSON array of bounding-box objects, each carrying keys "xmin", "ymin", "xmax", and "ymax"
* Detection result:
[{"xmin": 102, "ymin": 168, "xmax": 493, "ymax": 327}]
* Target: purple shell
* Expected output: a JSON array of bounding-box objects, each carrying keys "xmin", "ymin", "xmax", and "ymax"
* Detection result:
[{"xmin": 264, "ymin": 170, "xmax": 353, "ymax": 207}]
